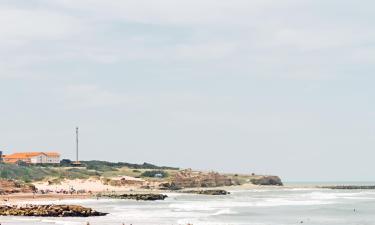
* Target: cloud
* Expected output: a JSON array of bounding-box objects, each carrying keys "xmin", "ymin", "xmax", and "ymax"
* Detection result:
[
  {"xmin": 48, "ymin": 0, "xmax": 277, "ymax": 26},
  {"xmin": 0, "ymin": 7, "xmax": 81, "ymax": 41},
  {"xmin": 0, "ymin": 0, "xmax": 374, "ymax": 82},
  {"xmin": 63, "ymin": 84, "xmax": 130, "ymax": 109}
]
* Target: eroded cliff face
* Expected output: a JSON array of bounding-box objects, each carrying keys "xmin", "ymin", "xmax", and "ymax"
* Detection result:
[
  {"xmin": 161, "ymin": 170, "xmax": 283, "ymax": 189},
  {"xmin": 249, "ymin": 176, "xmax": 283, "ymax": 186},
  {"xmin": 0, "ymin": 179, "xmax": 36, "ymax": 194},
  {"xmin": 169, "ymin": 169, "xmax": 235, "ymax": 188}
]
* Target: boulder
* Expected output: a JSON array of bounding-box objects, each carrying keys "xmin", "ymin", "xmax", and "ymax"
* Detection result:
[{"xmin": 159, "ymin": 182, "xmax": 181, "ymax": 190}]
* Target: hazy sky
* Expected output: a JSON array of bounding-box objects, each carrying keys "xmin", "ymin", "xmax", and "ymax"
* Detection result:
[{"xmin": 1, "ymin": 0, "xmax": 374, "ymax": 182}]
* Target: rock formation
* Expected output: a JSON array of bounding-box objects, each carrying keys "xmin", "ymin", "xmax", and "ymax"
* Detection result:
[
  {"xmin": 182, "ymin": 189, "xmax": 230, "ymax": 195},
  {"xmin": 101, "ymin": 177, "xmax": 144, "ymax": 186},
  {"xmin": 0, "ymin": 180, "xmax": 36, "ymax": 194},
  {"xmin": 98, "ymin": 193, "xmax": 168, "ymax": 201},
  {"xmin": 0, "ymin": 204, "xmax": 107, "ymax": 217},
  {"xmin": 159, "ymin": 182, "xmax": 181, "ymax": 190},
  {"xmin": 322, "ymin": 185, "xmax": 375, "ymax": 190},
  {"xmin": 249, "ymin": 176, "xmax": 283, "ymax": 186},
  {"xmin": 170, "ymin": 169, "xmax": 234, "ymax": 188}
]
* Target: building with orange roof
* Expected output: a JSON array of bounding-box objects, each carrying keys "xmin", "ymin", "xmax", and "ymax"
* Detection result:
[{"xmin": 3, "ymin": 152, "xmax": 60, "ymax": 164}]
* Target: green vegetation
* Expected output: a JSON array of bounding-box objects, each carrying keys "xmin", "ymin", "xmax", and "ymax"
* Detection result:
[
  {"xmin": 0, "ymin": 163, "xmax": 99, "ymax": 182},
  {"xmin": 0, "ymin": 160, "xmax": 178, "ymax": 182},
  {"xmin": 81, "ymin": 160, "xmax": 179, "ymax": 171}
]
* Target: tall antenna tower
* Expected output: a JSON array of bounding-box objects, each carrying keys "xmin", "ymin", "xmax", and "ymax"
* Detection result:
[{"xmin": 76, "ymin": 126, "xmax": 79, "ymax": 163}]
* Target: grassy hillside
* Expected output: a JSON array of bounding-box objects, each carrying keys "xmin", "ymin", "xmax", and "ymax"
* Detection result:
[
  {"xmin": 82, "ymin": 160, "xmax": 179, "ymax": 171},
  {"xmin": 0, "ymin": 163, "xmax": 100, "ymax": 182},
  {"xmin": 0, "ymin": 161, "xmax": 179, "ymax": 182}
]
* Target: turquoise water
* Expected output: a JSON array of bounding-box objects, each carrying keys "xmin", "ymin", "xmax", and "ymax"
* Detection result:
[{"xmin": 2, "ymin": 187, "xmax": 375, "ymax": 225}]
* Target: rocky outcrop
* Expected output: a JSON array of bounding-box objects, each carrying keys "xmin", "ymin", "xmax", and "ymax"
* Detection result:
[
  {"xmin": 182, "ymin": 189, "xmax": 230, "ymax": 195},
  {"xmin": 0, "ymin": 180, "xmax": 36, "ymax": 194},
  {"xmin": 98, "ymin": 193, "xmax": 168, "ymax": 201},
  {"xmin": 322, "ymin": 186, "xmax": 375, "ymax": 190},
  {"xmin": 159, "ymin": 182, "xmax": 182, "ymax": 190},
  {"xmin": 250, "ymin": 176, "xmax": 283, "ymax": 186},
  {"xmin": 47, "ymin": 179, "xmax": 62, "ymax": 185},
  {"xmin": 0, "ymin": 205, "xmax": 107, "ymax": 217},
  {"xmin": 171, "ymin": 169, "xmax": 234, "ymax": 188},
  {"xmin": 101, "ymin": 177, "xmax": 144, "ymax": 186}
]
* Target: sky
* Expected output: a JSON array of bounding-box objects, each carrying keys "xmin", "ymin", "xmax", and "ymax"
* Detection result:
[{"xmin": 1, "ymin": 0, "xmax": 375, "ymax": 182}]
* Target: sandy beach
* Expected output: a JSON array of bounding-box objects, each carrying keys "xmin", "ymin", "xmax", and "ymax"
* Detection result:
[
  {"xmin": 0, "ymin": 193, "xmax": 93, "ymax": 204},
  {"xmin": 0, "ymin": 179, "xmax": 309, "ymax": 205}
]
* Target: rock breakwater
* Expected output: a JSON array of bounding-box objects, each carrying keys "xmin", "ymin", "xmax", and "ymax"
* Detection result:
[
  {"xmin": 182, "ymin": 189, "xmax": 230, "ymax": 195},
  {"xmin": 99, "ymin": 193, "xmax": 168, "ymax": 201},
  {"xmin": 322, "ymin": 185, "xmax": 375, "ymax": 190},
  {"xmin": 0, "ymin": 204, "xmax": 108, "ymax": 217}
]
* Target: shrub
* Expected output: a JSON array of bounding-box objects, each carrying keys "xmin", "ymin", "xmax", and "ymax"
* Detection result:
[{"xmin": 141, "ymin": 170, "xmax": 169, "ymax": 178}]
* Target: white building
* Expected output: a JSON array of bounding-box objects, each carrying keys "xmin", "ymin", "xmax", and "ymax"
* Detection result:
[{"xmin": 3, "ymin": 152, "xmax": 61, "ymax": 164}]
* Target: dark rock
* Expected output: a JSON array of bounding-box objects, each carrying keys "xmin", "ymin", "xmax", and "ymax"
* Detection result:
[
  {"xmin": 322, "ymin": 185, "xmax": 375, "ymax": 190},
  {"xmin": 250, "ymin": 176, "xmax": 283, "ymax": 186},
  {"xmin": 159, "ymin": 182, "xmax": 182, "ymax": 190},
  {"xmin": 99, "ymin": 193, "xmax": 168, "ymax": 201},
  {"xmin": 0, "ymin": 205, "xmax": 108, "ymax": 217},
  {"xmin": 182, "ymin": 189, "xmax": 230, "ymax": 195}
]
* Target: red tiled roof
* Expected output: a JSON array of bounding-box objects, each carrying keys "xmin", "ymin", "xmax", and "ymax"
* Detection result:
[{"xmin": 3, "ymin": 152, "xmax": 60, "ymax": 159}]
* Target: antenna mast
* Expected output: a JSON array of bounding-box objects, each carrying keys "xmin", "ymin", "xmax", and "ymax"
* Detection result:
[{"xmin": 76, "ymin": 126, "xmax": 79, "ymax": 163}]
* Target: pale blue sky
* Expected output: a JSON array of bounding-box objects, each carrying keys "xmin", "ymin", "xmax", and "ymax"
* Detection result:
[{"xmin": 1, "ymin": 0, "xmax": 375, "ymax": 181}]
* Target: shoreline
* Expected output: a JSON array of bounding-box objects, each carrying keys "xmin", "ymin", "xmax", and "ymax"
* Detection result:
[
  {"xmin": 0, "ymin": 183, "xmax": 322, "ymax": 204},
  {"xmin": 0, "ymin": 193, "xmax": 93, "ymax": 204},
  {"xmin": 3, "ymin": 182, "xmax": 372, "ymax": 205}
]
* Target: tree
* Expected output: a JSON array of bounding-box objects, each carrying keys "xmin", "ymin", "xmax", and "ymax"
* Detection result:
[
  {"xmin": 60, "ymin": 159, "xmax": 72, "ymax": 166},
  {"xmin": 16, "ymin": 160, "xmax": 28, "ymax": 167}
]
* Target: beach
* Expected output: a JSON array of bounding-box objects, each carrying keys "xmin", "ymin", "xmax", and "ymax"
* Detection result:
[
  {"xmin": 1, "ymin": 174, "xmax": 371, "ymax": 225},
  {"xmin": 2, "ymin": 179, "xmax": 375, "ymax": 225},
  {"xmin": 1, "ymin": 179, "xmax": 267, "ymax": 204},
  {"xmin": 1, "ymin": 186, "xmax": 375, "ymax": 225}
]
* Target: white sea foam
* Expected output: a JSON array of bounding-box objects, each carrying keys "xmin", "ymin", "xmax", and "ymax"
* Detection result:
[
  {"xmin": 299, "ymin": 191, "xmax": 375, "ymax": 201},
  {"xmin": 176, "ymin": 218, "xmax": 256, "ymax": 225},
  {"xmin": 6, "ymin": 188, "xmax": 375, "ymax": 225},
  {"xmin": 44, "ymin": 220, "xmax": 82, "ymax": 225},
  {"xmin": 169, "ymin": 197, "xmax": 331, "ymax": 211},
  {"xmin": 211, "ymin": 208, "xmax": 237, "ymax": 215}
]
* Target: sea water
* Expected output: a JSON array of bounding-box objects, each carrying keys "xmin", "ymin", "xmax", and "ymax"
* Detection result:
[{"xmin": 2, "ymin": 187, "xmax": 375, "ymax": 225}]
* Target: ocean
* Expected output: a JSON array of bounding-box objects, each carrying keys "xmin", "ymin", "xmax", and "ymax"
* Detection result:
[{"xmin": 2, "ymin": 187, "xmax": 375, "ymax": 225}]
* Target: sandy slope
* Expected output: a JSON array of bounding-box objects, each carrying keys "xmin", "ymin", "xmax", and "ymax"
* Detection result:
[{"xmin": 33, "ymin": 177, "xmax": 146, "ymax": 193}]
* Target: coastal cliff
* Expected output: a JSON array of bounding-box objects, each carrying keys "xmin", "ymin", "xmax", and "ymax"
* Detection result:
[{"xmin": 169, "ymin": 169, "xmax": 235, "ymax": 189}]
